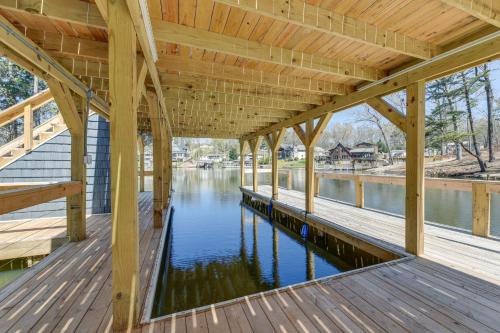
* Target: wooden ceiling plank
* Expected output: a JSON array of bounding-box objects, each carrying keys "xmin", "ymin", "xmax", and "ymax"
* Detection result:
[
  {"xmin": 152, "ymin": 19, "xmax": 385, "ymax": 82},
  {"xmin": 213, "ymin": 0, "xmax": 438, "ymax": 60}
]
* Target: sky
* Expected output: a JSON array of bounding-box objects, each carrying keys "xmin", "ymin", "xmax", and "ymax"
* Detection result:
[{"xmin": 327, "ymin": 60, "xmax": 500, "ymax": 129}]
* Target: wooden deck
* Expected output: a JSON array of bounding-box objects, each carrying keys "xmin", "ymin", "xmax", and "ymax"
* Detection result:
[
  {"xmin": 0, "ymin": 192, "xmax": 162, "ymax": 332},
  {"xmin": 0, "ymin": 216, "xmax": 67, "ymax": 261},
  {"xmin": 1, "ymin": 188, "xmax": 500, "ymax": 332},
  {"xmin": 140, "ymin": 186, "xmax": 500, "ymax": 333}
]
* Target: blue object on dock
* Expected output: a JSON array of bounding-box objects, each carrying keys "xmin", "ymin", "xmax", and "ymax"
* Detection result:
[{"xmin": 301, "ymin": 224, "xmax": 309, "ymax": 239}]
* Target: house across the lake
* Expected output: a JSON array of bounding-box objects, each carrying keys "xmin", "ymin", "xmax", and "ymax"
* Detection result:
[
  {"xmin": 172, "ymin": 144, "xmax": 190, "ymax": 162},
  {"xmin": 328, "ymin": 142, "xmax": 378, "ymax": 163}
]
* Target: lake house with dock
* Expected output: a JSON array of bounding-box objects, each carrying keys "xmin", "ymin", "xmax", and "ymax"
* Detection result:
[{"xmin": 0, "ymin": 0, "xmax": 499, "ymax": 332}]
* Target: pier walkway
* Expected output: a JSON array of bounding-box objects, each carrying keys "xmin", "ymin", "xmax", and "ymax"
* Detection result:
[{"xmin": 1, "ymin": 188, "xmax": 499, "ymax": 332}]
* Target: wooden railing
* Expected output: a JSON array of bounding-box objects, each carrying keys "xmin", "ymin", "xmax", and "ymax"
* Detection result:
[
  {"xmin": 0, "ymin": 89, "xmax": 56, "ymax": 153},
  {"xmin": 315, "ymin": 172, "xmax": 500, "ymax": 237},
  {"xmin": 0, "ymin": 181, "xmax": 82, "ymax": 215},
  {"xmin": 278, "ymin": 169, "xmax": 292, "ymax": 190}
]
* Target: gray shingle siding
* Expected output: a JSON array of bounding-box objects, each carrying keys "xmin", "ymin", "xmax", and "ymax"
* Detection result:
[{"xmin": 0, "ymin": 114, "xmax": 111, "ymax": 221}]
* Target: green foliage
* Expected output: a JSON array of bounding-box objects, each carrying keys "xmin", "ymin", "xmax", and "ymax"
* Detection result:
[
  {"xmin": 228, "ymin": 147, "xmax": 238, "ymax": 160},
  {"xmin": 377, "ymin": 139, "xmax": 388, "ymax": 153}
]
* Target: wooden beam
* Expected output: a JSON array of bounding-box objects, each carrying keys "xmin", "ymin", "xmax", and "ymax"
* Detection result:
[
  {"xmin": 440, "ymin": 0, "xmax": 500, "ymax": 28},
  {"xmin": 152, "ymin": 20, "xmax": 384, "ymax": 82},
  {"xmin": 138, "ymin": 135, "xmax": 145, "ymax": 193},
  {"xmin": 161, "ymin": 73, "xmax": 329, "ymax": 105},
  {"xmin": 472, "ymin": 183, "xmax": 490, "ymax": 237},
  {"xmin": 147, "ymin": 93, "xmax": 164, "ymax": 228},
  {"xmin": 0, "ymin": 16, "xmax": 110, "ymax": 118},
  {"xmin": 136, "ymin": 59, "xmax": 148, "ymax": 109},
  {"xmin": 405, "ymin": 81, "xmax": 425, "ymax": 256},
  {"xmin": 0, "ymin": 89, "xmax": 53, "ymax": 127},
  {"xmin": 214, "ymin": 0, "xmax": 437, "ymax": 60},
  {"xmin": 125, "ymin": 0, "xmax": 172, "ymax": 138},
  {"xmin": 0, "ymin": 0, "xmax": 106, "ymax": 29},
  {"xmin": 0, "ymin": 181, "xmax": 81, "ymax": 215},
  {"xmin": 66, "ymin": 92, "xmax": 88, "ymax": 242},
  {"xmin": 157, "ymin": 55, "xmax": 347, "ymax": 95},
  {"xmin": 270, "ymin": 128, "xmax": 286, "ymax": 200},
  {"xmin": 46, "ymin": 77, "xmax": 83, "ymax": 135},
  {"xmin": 165, "ymin": 87, "xmax": 311, "ymax": 111},
  {"xmin": 294, "ymin": 114, "xmax": 332, "ymax": 213},
  {"xmin": 23, "ymin": 104, "xmax": 33, "ymax": 151},
  {"xmin": 240, "ymin": 140, "xmax": 247, "ymax": 187},
  {"xmin": 109, "ymin": 0, "xmax": 139, "ymax": 329},
  {"xmin": 242, "ymin": 31, "xmax": 500, "ymax": 141},
  {"xmin": 249, "ymin": 137, "xmax": 262, "ymax": 192},
  {"xmin": 366, "ymin": 97, "xmax": 407, "ymax": 132},
  {"xmin": 161, "ymin": 125, "xmax": 171, "ymax": 208}
]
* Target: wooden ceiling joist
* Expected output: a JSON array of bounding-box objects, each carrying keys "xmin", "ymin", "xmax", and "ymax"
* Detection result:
[
  {"xmin": 161, "ymin": 73, "xmax": 329, "ymax": 105},
  {"xmin": 213, "ymin": 0, "xmax": 438, "ymax": 60},
  {"xmin": 164, "ymin": 88, "xmax": 312, "ymax": 112},
  {"xmin": 243, "ymin": 30, "xmax": 500, "ymax": 140},
  {"xmin": 156, "ymin": 55, "xmax": 348, "ymax": 95},
  {"xmin": 168, "ymin": 100, "xmax": 299, "ymax": 118},
  {"xmin": 440, "ymin": 0, "xmax": 500, "ymax": 28},
  {"xmin": 152, "ymin": 20, "xmax": 385, "ymax": 82},
  {"xmin": 0, "ymin": 16, "xmax": 109, "ymax": 118}
]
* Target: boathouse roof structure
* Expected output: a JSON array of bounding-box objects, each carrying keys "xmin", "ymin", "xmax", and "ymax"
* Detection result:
[{"xmin": 0, "ymin": 0, "xmax": 499, "ymax": 331}]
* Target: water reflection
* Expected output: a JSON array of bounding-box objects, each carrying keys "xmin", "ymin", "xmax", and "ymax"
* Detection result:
[
  {"xmin": 152, "ymin": 169, "xmax": 350, "ymax": 317},
  {"xmin": 257, "ymin": 169, "xmax": 499, "ymax": 236}
]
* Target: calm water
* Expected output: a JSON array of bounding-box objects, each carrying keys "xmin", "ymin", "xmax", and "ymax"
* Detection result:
[
  {"xmin": 152, "ymin": 169, "xmax": 359, "ymax": 317},
  {"xmin": 257, "ymin": 169, "xmax": 500, "ymax": 236}
]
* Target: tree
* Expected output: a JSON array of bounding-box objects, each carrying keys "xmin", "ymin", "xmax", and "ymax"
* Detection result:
[
  {"xmin": 356, "ymin": 106, "xmax": 394, "ymax": 164},
  {"xmin": 228, "ymin": 147, "xmax": 238, "ymax": 160},
  {"xmin": 0, "ymin": 57, "xmax": 51, "ymax": 145},
  {"xmin": 478, "ymin": 64, "xmax": 496, "ymax": 162},
  {"xmin": 459, "ymin": 70, "xmax": 487, "ymax": 172}
]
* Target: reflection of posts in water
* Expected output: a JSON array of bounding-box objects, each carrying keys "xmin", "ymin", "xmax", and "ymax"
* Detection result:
[
  {"xmin": 240, "ymin": 206, "xmax": 247, "ymax": 259},
  {"xmin": 306, "ymin": 245, "xmax": 315, "ymax": 280},
  {"xmin": 252, "ymin": 214, "xmax": 262, "ymax": 285},
  {"xmin": 272, "ymin": 224, "xmax": 279, "ymax": 288}
]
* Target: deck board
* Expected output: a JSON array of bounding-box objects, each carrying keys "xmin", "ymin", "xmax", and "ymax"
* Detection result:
[
  {"xmin": 140, "ymin": 186, "xmax": 500, "ymax": 333},
  {"xmin": 0, "ymin": 187, "xmax": 499, "ymax": 332}
]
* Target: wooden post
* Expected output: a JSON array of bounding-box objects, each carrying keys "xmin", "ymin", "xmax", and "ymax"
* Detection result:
[
  {"xmin": 264, "ymin": 128, "xmax": 285, "ymax": 200},
  {"xmin": 249, "ymin": 137, "xmax": 261, "ymax": 192},
  {"xmin": 405, "ymin": 81, "xmax": 425, "ymax": 256},
  {"xmin": 147, "ymin": 93, "xmax": 164, "ymax": 229},
  {"xmin": 472, "ymin": 183, "xmax": 490, "ymax": 237},
  {"xmin": 314, "ymin": 173, "xmax": 320, "ymax": 197},
  {"xmin": 46, "ymin": 77, "xmax": 87, "ymax": 242},
  {"xmin": 355, "ymin": 176, "xmax": 364, "ymax": 208},
  {"xmin": 287, "ymin": 169, "xmax": 292, "ymax": 190},
  {"xmin": 109, "ymin": 0, "xmax": 139, "ymax": 329},
  {"xmin": 294, "ymin": 114, "xmax": 332, "ymax": 213},
  {"xmin": 240, "ymin": 140, "xmax": 246, "ymax": 187},
  {"xmin": 162, "ymin": 131, "xmax": 171, "ymax": 208},
  {"xmin": 23, "ymin": 104, "xmax": 33, "ymax": 151},
  {"xmin": 138, "ymin": 135, "xmax": 145, "ymax": 192},
  {"xmin": 67, "ymin": 93, "xmax": 88, "ymax": 242}
]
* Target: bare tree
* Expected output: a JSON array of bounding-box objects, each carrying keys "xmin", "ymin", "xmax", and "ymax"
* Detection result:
[{"xmin": 356, "ymin": 106, "xmax": 394, "ymax": 164}]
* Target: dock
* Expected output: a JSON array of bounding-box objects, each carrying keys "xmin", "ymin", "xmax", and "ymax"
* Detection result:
[{"xmin": 1, "ymin": 188, "xmax": 498, "ymax": 332}]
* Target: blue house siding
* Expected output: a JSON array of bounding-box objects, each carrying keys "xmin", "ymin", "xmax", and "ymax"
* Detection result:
[{"xmin": 0, "ymin": 114, "xmax": 111, "ymax": 221}]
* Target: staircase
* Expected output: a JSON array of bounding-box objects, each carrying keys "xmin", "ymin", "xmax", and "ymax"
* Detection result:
[{"xmin": 0, "ymin": 90, "xmax": 68, "ymax": 169}]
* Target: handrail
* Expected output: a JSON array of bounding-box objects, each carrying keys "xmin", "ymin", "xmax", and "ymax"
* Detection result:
[
  {"xmin": 315, "ymin": 172, "xmax": 499, "ymax": 237},
  {"xmin": 0, "ymin": 182, "xmax": 52, "ymax": 191},
  {"xmin": 278, "ymin": 169, "xmax": 292, "ymax": 190},
  {"xmin": 0, "ymin": 89, "xmax": 53, "ymax": 127},
  {"xmin": 316, "ymin": 172, "xmax": 500, "ymax": 193},
  {"xmin": 0, "ymin": 181, "xmax": 82, "ymax": 215}
]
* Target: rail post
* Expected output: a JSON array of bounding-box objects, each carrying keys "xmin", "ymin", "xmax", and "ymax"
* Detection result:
[
  {"xmin": 23, "ymin": 104, "xmax": 33, "ymax": 151},
  {"xmin": 287, "ymin": 169, "xmax": 292, "ymax": 190},
  {"xmin": 472, "ymin": 183, "xmax": 490, "ymax": 237},
  {"xmin": 355, "ymin": 176, "xmax": 364, "ymax": 208},
  {"xmin": 314, "ymin": 173, "xmax": 320, "ymax": 197}
]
